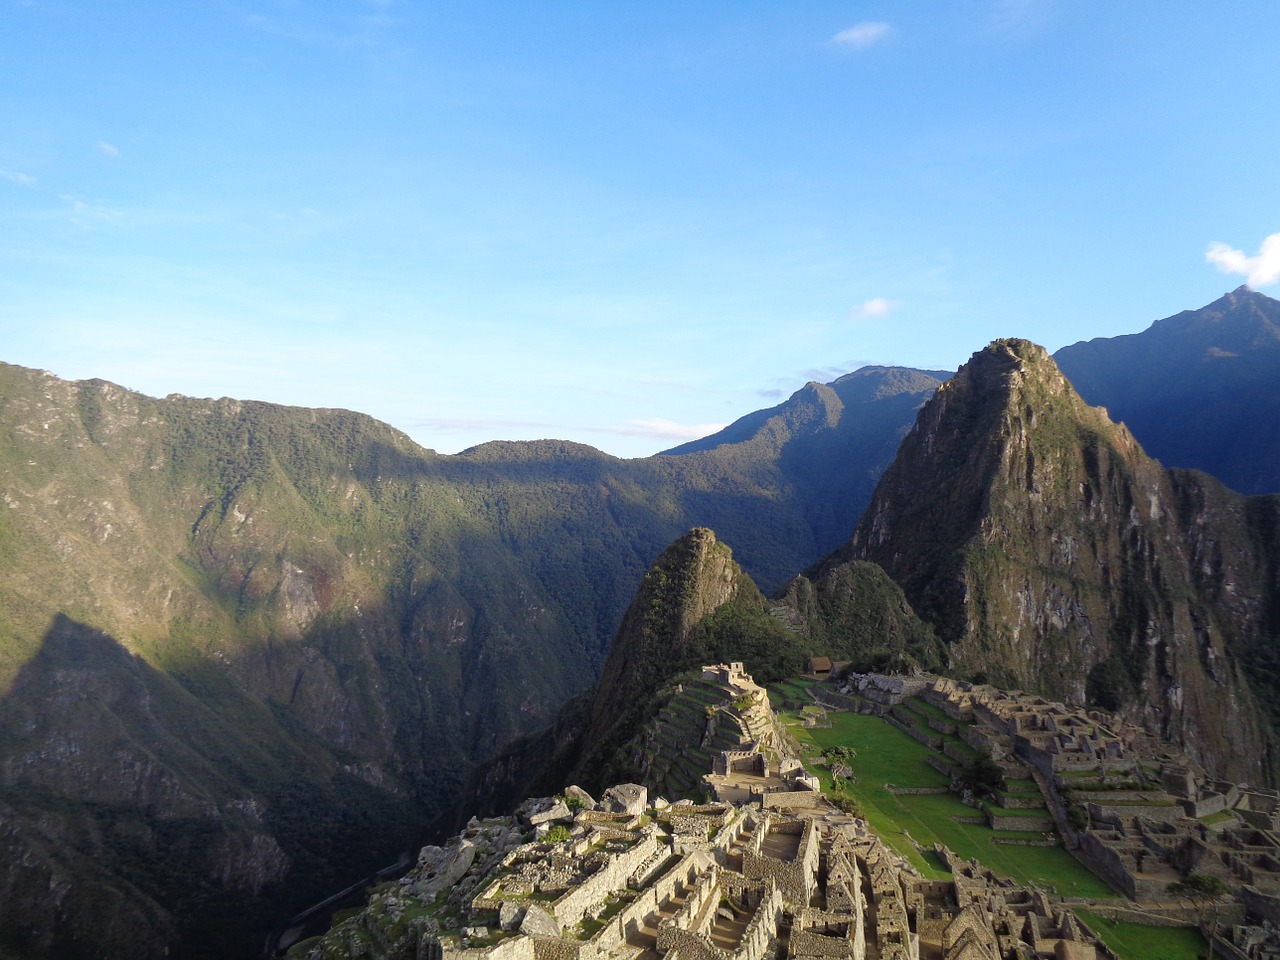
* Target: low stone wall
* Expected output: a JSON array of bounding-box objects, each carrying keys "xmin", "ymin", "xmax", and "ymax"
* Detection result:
[
  {"xmin": 926, "ymin": 755, "xmax": 957, "ymax": 778},
  {"xmin": 552, "ymin": 828, "xmax": 660, "ymax": 927},
  {"xmin": 808, "ymin": 689, "xmax": 863, "ymax": 713},
  {"xmin": 529, "ymin": 935, "xmax": 591, "ymax": 960},
  {"xmin": 884, "ymin": 784, "xmax": 948, "ymax": 796},
  {"xmin": 884, "ymin": 714, "xmax": 942, "ymax": 751},
  {"xmin": 576, "ymin": 811, "xmax": 643, "ymax": 831},
  {"xmin": 1076, "ymin": 833, "xmax": 1137, "ymax": 899},
  {"xmin": 1086, "ymin": 801, "xmax": 1182, "ymax": 824},
  {"xmin": 986, "ymin": 810, "xmax": 1054, "ymax": 832},
  {"xmin": 445, "ymin": 935, "xmax": 539, "ymax": 960},
  {"xmin": 991, "ymin": 837, "xmax": 1060, "ymax": 847},
  {"xmin": 788, "ymin": 908, "xmax": 854, "ymax": 958},
  {"xmin": 923, "ymin": 686, "xmax": 973, "ymax": 723},
  {"xmin": 1076, "ymin": 901, "xmax": 1243, "ymax": 928},
  {"xmin": 961, "ymin": 724, "xmax": 994, "ymax": 755},
  {"xmin": 925, "ymin": 716, "xmax": 958, "ymax": 736},
  {"xmin": 760, "ymin": 791, "xmax": 826, "ymax": 810},
  {"xmin": 997, "ymin": 794, "xmax": 1048, "ymax": 810}
]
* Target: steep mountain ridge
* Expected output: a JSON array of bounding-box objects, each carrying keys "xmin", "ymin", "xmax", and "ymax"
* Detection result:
[
  {"xmin": 5, "ymin": 288, "xmax": 1280, "ymax": 957},
  {"xmin": 847, "ymin": 338, "xmax": 1280, "ymax": 782},
  {"xmin": 0, "ymin": 359, "xmax": 942, "ymax": 957},
  {"xmin": 663, "ymin": 366, "xmax": 951, "ymax": 560},
  {"xmin": 553, "ymin": 528, "xmax": 940, "ymax": 797},
  {"xmin": 1055, "ymin": 285, "xmax": 1280, "ymax": 495}
]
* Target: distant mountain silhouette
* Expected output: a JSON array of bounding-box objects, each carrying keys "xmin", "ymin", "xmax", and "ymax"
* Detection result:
[{"xmin": 1055, "ymin": 286, "xmax": 1280, "ymax": 495}]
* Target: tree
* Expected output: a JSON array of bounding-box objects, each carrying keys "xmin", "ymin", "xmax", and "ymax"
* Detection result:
[{"xmin": 1168, "ymin": 873, "xmax": 1228, "ymax": 932}]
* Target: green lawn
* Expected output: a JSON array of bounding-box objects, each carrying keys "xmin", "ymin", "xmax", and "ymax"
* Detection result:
[
  {"xmin": 783, "ymin": 707, "xmax": 1117, "ymax": 898},
  {"xmin": 1075, "ymin": 911, "xmax": 1207, "ymax": 960}
]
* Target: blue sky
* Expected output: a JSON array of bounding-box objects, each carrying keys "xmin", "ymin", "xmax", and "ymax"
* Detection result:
[{"xmin": 3, "ymin": 1, "xmax": 1278, "ymax": 458}]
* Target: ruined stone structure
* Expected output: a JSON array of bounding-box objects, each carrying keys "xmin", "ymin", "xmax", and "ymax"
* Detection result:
[
  {"xmin": 303, "ymin": 666, "xmax": 1280, "ymax": 960},
  {"xmin": 303, "ymin": 786, "xmax": 1111, "ymax": 960},
  {"xmin": 634, "ymin": 664, "xmax": 784, "ymax": 801}
]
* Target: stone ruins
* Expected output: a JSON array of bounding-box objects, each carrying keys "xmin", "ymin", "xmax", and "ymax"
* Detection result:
[{"xmin": 300, "ymin": 666, "xmax": 1120, "ymax": 960}]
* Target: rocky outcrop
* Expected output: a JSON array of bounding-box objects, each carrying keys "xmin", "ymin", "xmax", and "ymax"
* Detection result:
[
  {"xmin": 781, "ymin": 559, "xmax": 944, "ymax": 674},
  {"xmin": 846, "ymin": 338, "xmax": 1280, "ymax": 783},
  {"xmin": 586, "ymin": 528, "xmax": 747, "ymax": 738}
]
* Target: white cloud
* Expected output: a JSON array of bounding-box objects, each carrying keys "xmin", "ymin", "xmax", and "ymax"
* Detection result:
[
  {"xmin": 850, "ymin": 297, "xmax": 898, "ymax": 320},
  {"xmin": 993, "ymin": 0, "xmax": 1053, "ymax": 38},
  {"xmin": 96, "ymin": 140, "xmax": 120, "ymax": 158},
  {"xmin": 0, "ymin": 169, "xmax": 36, "ymax": 186},
  {"xmin": 58, "ymin": 193, "xmax": 122, "ymax": 225},
  {"xmin": 1205, "ymin": 232, "xmax": 1280, "ymax": 288},
  {"xmin": 609, "ymin": 419, "xmax": 727, "ymax": 441},
  {"xmin": 411, "ymin": 416, "xmax": 557, "ymax": 433},
  {"xmin": 831, "ymin": 22, "xmax": 893, "ymax": 50}
]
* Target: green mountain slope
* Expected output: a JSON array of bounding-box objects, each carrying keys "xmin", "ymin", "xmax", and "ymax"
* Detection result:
[
  {"xmin": 845, "ymin": 338, "xmax": 1280, "ymax": 783},
  {"xmin": 0, "ymin": 359, "xmax": 945, "ymax": 957}
]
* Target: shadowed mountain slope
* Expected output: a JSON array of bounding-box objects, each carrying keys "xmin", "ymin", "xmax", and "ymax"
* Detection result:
[
  {"xmin": 0, "ymin": 360, "xmax": 943, "ymax": 957},
  {"xmin": 1055, "ymin": 286, "xmax": 1280, "ymax": 495}
]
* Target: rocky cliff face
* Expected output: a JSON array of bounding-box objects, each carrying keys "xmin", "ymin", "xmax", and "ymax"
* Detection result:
[
  {"xmin": 582, "ymin": 529, "xmax": 749, "ymax": 750},
  {"xmin": 847, "ymin": 339, "xmax": 1280, "ymax": 783}
]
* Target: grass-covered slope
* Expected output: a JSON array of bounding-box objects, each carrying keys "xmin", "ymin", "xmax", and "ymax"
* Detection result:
[{"xmin": 0, "ymin": 359, "xmax": 945, "ymax": 957}]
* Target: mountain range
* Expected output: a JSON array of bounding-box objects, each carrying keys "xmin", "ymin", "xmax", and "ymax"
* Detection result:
[{"xmin": 1, "ymin": 287, "xmax": 1278, "ymax": 957}]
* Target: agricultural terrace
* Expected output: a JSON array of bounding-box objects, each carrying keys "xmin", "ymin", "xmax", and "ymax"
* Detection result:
[
  {"xmin": 1075, "ymin": 910, "xmax": 1207, "ymax": 960},
  {"xmin": 769, "ymin": 679, "xmax": 1117, "ymax": 899}
]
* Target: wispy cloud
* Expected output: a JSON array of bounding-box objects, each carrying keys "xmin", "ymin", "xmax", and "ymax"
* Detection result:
[
  {"xmin": 1206, "ymin": 232, "xmax": 1280, "ymax": 288},
  {"xmin": 990, "ymin": 0, "xmax": 1055, "ymax": 39},
  {"xmin": 831, "ymin": 22, "xmax": 893, "ymax": 50},
  {"xmin": 411, "ymin": 416, "xmax": 559, "ymax": 433},
  {"xmin": 242, "ymin": 6, "xmax": 398, "ymax": 50},
  {"xmin": 607, "ymin": 418, "xmax": 727, "ymax": 442},
  {"xmin": 850, "ymin": 297, "xmax": 899, "ymax": 320},
  {"xmin": 58, "ymin": 193, "xmax": 122, "ymax": 226},
  {"xmin": 96, "ymin": 140, "xmax": 120, "ymax": 158},
  {"xmin": 0, "ymin": 169, "xmax": 37, "ymax": 186}
]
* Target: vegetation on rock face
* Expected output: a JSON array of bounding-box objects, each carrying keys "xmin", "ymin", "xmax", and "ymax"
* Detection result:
[
  {"xmin": 0, "ymin": 360, "xmax": 945, "ymax": 957},
  {"xmin": 845, "ymin": 338, "xmax": 1280, "ymax": 783},
  {"xmin": 4, "ymin": 290, "xmax": 1280, "ymax": 957},
  {"xmin": 781, "ymin": 559, "xmax": 944, "ymax": 674}
]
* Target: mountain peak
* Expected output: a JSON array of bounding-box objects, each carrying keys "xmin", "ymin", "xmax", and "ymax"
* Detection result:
[
  {"xmin": 846, "ymin": 335, "xmax": 1277, "ymax": 782},
  {"xmin": 1055, "ymin": 287, "xmax": 1280, "ymax": 494}
]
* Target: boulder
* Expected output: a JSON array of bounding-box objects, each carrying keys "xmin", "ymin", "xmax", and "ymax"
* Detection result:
[
  {"xmin": 519, "ymin": 904, "xmax": 561, "ymax": 938},
  {"xmin": 516, "ymin": 796, "xmax": 572, "ymax": 828},
  {"xmin": 564, "ymin": 784, "xmax": 596, "ymax": 809},
  {"xmin": 498, "ymin": 902, "xmax": 526, "ymax": 931},
  {"xmin": 407, "ymin": 838, "xmax": 476, "ymax": 898},
  {"xmin": 601, "ymin": 783, "xmax": 648, "ymax": 816}
]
